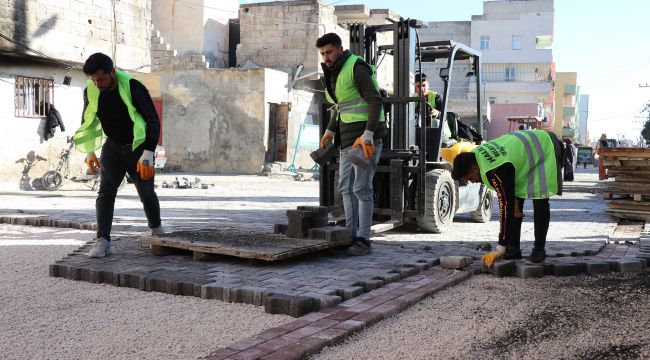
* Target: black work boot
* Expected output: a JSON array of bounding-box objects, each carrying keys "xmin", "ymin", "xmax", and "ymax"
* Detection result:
[
  {"xmin": 503, "ymin": 248, "xmax": 522, "ymax": 260},
  {"xmin": 528, "ymin": 247, "xmax": 546, "ymax": 263},
  {"xmin": 347, "ymin": 237, "xmax": 372, "ymax": 256}
]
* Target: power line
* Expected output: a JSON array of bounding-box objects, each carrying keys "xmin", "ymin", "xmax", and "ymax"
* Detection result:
[{"xmin": 0, "ymin": 32, "xmax": 77, "ymax": 69}]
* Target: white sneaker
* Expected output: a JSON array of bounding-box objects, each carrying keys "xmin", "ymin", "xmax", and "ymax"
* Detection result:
[
  {"xmin": 86, "ymin": 238, "xmax": 112, "ymax": 258},
  {"xmin": 151, "ymin": 225, "xmax": 165, "ymax": 236}
]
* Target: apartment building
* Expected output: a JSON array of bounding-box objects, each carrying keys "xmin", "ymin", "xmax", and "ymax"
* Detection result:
[
  {"xmin": 470, "ymin": 0, "xmax": 555, "ymax": 139},
  {"xmin": 554, "ymin": 72, "xmax": 580, "ymax": 142}
]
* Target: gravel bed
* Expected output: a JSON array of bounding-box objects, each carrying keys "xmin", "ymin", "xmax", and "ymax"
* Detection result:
[
  {"xmin": 0, "ymin": 224, "xmax": 290, "ymax": 360},
  {"xmin": 315, "ymin": 273, "xmax": 650, "ymax": 359}
]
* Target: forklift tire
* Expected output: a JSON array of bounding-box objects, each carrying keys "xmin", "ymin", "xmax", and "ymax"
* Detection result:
[
  {"xmin": 416, "ymin": 169, "xmax": 456, "ymax": 233},
  {"xmin": 470, "ymin": 187, "xmax": 493, "ymax": 223}
]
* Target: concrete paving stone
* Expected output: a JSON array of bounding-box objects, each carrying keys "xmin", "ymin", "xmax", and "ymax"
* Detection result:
[
  {"xmin": 333, "ymin": 319, "xmax": 365, "ymax": 332},
  {"xmin": 584, "ymin": 260, "xmax": 611, "ymax": 275},
  {"xmin": 515, "ymin": 262, "xmax": 544, "ymax": 279},
  {"xmin": 490, "ymin": 260, "xmax": 516, "ymax": 277},
  {"xmin": 230, "ymin": 286, "xmax": 267, "ymax": 305},
  {"xmin": 550, "ymin": 262, "xmax": 579, "ymax": 276},
  {"xmin": 264, "ymin": 293, "xmax": 314, "ymax": 318},
  {"xmin": 440, "ymin": 256, "xmax": 473, "ymax": 270},
  {"xmin": 354, "ymin": 278, "xmax": 384, "ymax": 292},
  {"xmin": 612, "ymin": 260, "xmax": 644, "ymax": 273},
  {"xmin": 299, "ymin": 293, "xmax": 342, "ymax": 310},
  {"xmin": 296, "ymin": 205, "xmax": 329, "ymax": 218},
  {"xmin": 273, "ymin": 223, "xmax": 288, "ymax": 235}
]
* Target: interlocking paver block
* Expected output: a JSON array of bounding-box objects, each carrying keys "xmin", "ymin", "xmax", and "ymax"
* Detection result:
[
  {"xmin": 612, "ymin": 260, "xmax": 643, "ymax": 273},
  {"xmin": 440, "ymin": 256, "xmax": 472, "ymax": 270},
  {"xmin": 550, "ymin": 262, "xmax": 579, "ymax": 276},
  {"xmin": 584, "ymin": 260, "xmax": 610, "ymax": 275},
  {"xmin": 490, "ymin": 260, "xmax": 516, "ymax": 277},
  {"xmin": 264, "ymin": 293, "xmax": 313, "ymax": 318},
  {"xmin": 515, "ymin": 262, "xmax": 544, "ymax": 278}
]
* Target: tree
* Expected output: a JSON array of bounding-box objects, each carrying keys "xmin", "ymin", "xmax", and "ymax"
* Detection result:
[{"xmin": 642, "ymin": 102, "xmax": 650, "ymax": 145}]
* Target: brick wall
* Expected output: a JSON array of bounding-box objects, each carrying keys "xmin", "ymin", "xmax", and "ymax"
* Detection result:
[{"xmin": 0, "ymin": 0, "xmax": 151, "ymax": 71}]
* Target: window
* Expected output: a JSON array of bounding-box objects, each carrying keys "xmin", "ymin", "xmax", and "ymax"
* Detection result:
[
  {"xmin": 512, "ymin": 35, "xmax": 522, "ymax": 50},
  {"xmin": 480, "ymin": 36, "xmax": 490, "ymax": 50},
  {"xmin": 536, "ymin": 35, "xmax": 552, "ymax": 49},
  {"xmin": 505, "ymin": 67, "xmax": 516, "ymax": 82},
  {"xmin": 15, "ymin": 76, "xmax": 54, "ymax": 118},
  {"xmin": 489, "ymin": 97, "xmax": 496, "ymax": 104}
]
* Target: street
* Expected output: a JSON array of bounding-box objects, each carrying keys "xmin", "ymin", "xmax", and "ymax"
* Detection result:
[{"xmin": 0, "ymin": 167, "xmax": 648, "ymax": 359}]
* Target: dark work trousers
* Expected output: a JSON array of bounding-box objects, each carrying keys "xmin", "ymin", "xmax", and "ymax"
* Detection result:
[
  {"xmin": 96, "ymin": 139, "xmax": 161, "ymax": 240},
  {"xmin": 488, "ymin": 164, "xmax": 550, "ymax": 253}
]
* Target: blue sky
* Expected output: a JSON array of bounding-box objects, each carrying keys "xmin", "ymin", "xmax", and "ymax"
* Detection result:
[{"xmin": 240, "ymin": 0, "xmax": 650, "ymax": 142}]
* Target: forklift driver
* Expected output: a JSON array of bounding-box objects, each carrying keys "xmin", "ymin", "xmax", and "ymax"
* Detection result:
[{"xmin": 415, "ymin": 73, "xmax": 453, "ymax": 144}]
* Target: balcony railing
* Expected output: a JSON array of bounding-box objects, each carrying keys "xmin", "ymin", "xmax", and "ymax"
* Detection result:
[
  {"xmin": 563, "ymin": 84, "xmax": 577, "ymax": 94},
  {"xmin": 483, "ymin": 71, "xmax": 553, "ymax": 83},
  {"xmin": 563, "ymin": 106, "xmax": 576, "ymax": 117},
  {"xmin": 562, "ymin": 127, "xmax": 577, "ymax": 139}
]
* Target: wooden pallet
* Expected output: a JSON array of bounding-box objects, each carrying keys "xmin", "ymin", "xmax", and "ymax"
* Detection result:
[
  {"xmin": 602, "ymin": 191, "xmax": 650, "ymax": 201},
  {"xmin": 606, "ymin": 209, "xmax": 650, "ymax": 221},
  {"xmin": 136, "ymin": 229, "xmax": 354, "ymax": 262},
  {"xmin": 600, "ymin": 148, "xmax": 650, "ymax": 158}
]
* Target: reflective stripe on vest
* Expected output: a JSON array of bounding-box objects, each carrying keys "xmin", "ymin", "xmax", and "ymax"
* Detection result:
[
  {"xmin": 474, "ymin": 130, "xmax": 558, "ymax": 199},
  {"xmin": 73, "ymin": 70, "xmax": 147, "ymax": 153},
  {"xmin": 324, "ymin": 54, "xmax": 385, "ymax": 123}
]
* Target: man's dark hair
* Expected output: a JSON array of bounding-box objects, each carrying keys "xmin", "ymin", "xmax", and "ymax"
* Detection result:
[
  {"xmin": 415, "ymin": 73, "xmax": 428, "ymax": 84},
  {"xmin": 316, "ymin": 33, "xmax": 342, "ymax": 48},
  {"xmin": 451, "ymin": 152, "xmax": 477, "ymax": 180},
  {"xmin": 83, "ymin": 53, "xmax": 114, "ymax": 75}
]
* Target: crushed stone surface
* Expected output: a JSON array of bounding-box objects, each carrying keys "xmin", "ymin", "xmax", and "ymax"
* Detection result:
[
  {"xmin": 315, "ymin": 273, "xmax": 650, "ymax": 360},
  {"xmin": 0, "ymin": 225, "xmax": 290, "ymax": 360}
]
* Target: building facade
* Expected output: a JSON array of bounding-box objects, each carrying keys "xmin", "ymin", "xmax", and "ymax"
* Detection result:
[
  {"xmin": 578, "ymin": 94, "xmax": 589, "ymax": 145},
  {"xmin": 554, "ymin": 71, "xmax": 580, "ymax": 142},
  {"xmin": 470, "ymin": 0, "xmax": 556, "ymax": 139}
]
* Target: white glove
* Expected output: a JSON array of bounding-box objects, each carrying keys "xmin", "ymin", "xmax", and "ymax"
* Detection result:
[
  {"xmin": 139, "ymin": 150, "xmax": 154, "ymax": 167},
  {"xmin": 361, "ymin": 130, "xmax": 374, "ymax": 145},
  {"xmin": 137, "ymin": 150, "xmax": 155, "ymax": 180}
]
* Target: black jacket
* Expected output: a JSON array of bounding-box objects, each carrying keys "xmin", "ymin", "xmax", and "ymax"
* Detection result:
[
  {"xmin": 43, "ymin": 103, "xmax": 65, "ymax": 141},
  {"xmin": 322, "ymin": 50, "xmax": 387, "ymax": 149}
]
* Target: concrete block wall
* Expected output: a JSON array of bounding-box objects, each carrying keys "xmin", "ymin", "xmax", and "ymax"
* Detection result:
[
  {"xmin": 237, "ymin": 0, "xmax": 342, "ymax": 75},
  {"xmin": 151, "ymin": 30, "xmax": 209, "ymax": 71},
  {"xmin": 0, "ymin": 0, "xmax": 152, "ymax": 71}
]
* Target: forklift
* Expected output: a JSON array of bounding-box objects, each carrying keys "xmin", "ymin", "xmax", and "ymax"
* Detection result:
[{"xmin": 319, "ymin": 19, "xmax": 493, "ymax": 234}]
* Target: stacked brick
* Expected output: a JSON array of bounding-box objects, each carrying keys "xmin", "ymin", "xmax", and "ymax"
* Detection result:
[
  {"xmin": 275, "ymin": 206, "xmax": 351, "ymax": 242},
  {"xmin": 150, "ymin": 30, "xmax": 209, "ymax": 71},
  {"xmin": 602, "ymin": 148, "xmax": 650, "ymax": 221}
]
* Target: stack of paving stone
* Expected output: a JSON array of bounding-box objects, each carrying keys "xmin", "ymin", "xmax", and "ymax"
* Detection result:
[
  {"xmin": 639, "ymin": 224, "xmax": 650, "ymax": 262},
  {"xmin": 601, "ymin": 148, "xmax": 650, "ymax": 221},
  {"xmin": 275, "ymin": 205, "xmax": 351, "ymax": 241},
  {"xmin": 485, "ymin": 256, "xmax": 647, "ymax": 278}
]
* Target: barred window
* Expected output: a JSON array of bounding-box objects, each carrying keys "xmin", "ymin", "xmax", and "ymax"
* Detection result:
[{"xmin": 15, "ymin": 76, "xmax": 54, "ymax": 118}]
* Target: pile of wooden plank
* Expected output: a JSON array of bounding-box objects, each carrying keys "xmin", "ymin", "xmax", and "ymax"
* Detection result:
[{"xmin": 602, "ymin": 148, "xmax": 650, "ymax": 221}]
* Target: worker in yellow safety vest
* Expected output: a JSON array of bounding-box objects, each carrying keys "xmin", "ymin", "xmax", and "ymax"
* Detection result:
[
  {"xmin": 317, "ymin": 33, "xmax": 387, "ymax": 256},
  {"xmin": 451, "ymin": 130, "xmax": 565, "ymax": 266},
  {"xmin": 73, "ymin": 53, "xmax": 163, "ymax": 258}
]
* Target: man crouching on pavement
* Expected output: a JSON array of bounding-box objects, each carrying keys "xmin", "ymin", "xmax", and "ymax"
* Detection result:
[
  {"xmin": 451, "ymin": 129, "xmax": 564, "ymax": 266},
  {"xmin": 73, "ymin": 53, "xmax": 163, "ymax": 258},
  {"xmin": 316, "ymin": 33, "xmax": 387, "ymax": 256}
]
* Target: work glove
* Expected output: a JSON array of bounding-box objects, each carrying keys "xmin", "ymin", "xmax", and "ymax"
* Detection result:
[
  {"xmin": 320, "ymin": 130, "xmax": 335, "ymax": 149},
  {"xmin": 352, "ymin": 130, "xmax": 376, "ymax": 159},
  {"xmin": 137, "ymin": 150, "xmax": 155, "ymax": 180},
  {"xmin": 482, "ymin": 245, "xmax": 506, "ymax": 268},
  {"xmin": 86, "ymin": 153, "xmax": 100, "ymax": 174}
]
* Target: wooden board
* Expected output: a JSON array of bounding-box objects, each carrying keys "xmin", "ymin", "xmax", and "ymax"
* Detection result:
[
  {"xmin": 600, "ymin": 148, "xmax": 650, "ymax": 158},
  {"xmin": 606, "ymin": 209, "xmax": 650, "ymax": 221},
  {"xmin": 607, "ymin": 200, "xmax": 650, "ymax": 212},
  {"xmin": 136, "ymin": 228, "xmax": 353, "ymax": 262},
  {"xmin": 604, "ymin": 182, "xmax": 650, "ymax": 193}
]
